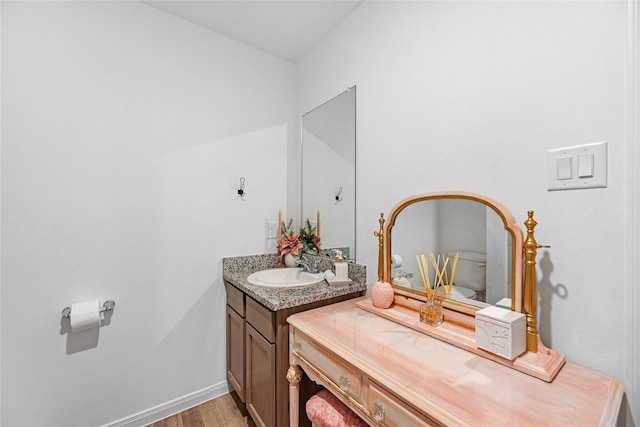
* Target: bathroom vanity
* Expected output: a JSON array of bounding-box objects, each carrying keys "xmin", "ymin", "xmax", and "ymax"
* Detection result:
[
  {"xmin": 223, "ymin": 254, "xmax": 367, "ymax": 427},
  {"xmin": 287, "ymin": 192, "xmax": 623, "ymax": 426}
]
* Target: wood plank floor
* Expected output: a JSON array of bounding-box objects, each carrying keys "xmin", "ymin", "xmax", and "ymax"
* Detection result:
[{"xmin": 147, "ymin": 392, "xmax": 256, "ymax": 427}]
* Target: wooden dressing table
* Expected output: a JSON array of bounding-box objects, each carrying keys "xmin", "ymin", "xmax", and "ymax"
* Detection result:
[
  {"xmin": 287, "ymin": 297, "xmax": 622, "ymax": 426},
  {"xmin": 288, "ymin": 192, "xmax": 623, "ymax": 426}
]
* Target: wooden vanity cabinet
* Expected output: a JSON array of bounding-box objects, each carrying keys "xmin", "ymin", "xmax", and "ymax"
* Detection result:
[
  {"xmin": 245, "ymin": 324, "xmax": 275, "ymax": 425},
  {"xmin": 226, "ymin": 284, "xmax": 246, "ymax": 402},
  {"xmin": 245, "ymin": 295, "xmax": 277, "ymax": 426},
  {"xmin": 225, "ymin": 280, "xmax": 365, "ymax": 427}
]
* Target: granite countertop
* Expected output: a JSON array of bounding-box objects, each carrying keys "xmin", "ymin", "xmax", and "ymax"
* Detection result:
[{"xmin": 223, "ymin": 254, "xmax": 368, "ymax": 311}]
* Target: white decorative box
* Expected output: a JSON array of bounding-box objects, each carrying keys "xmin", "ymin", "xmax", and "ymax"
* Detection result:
[{"xmin": 475, "ymin": 306, "xmax": 526, "ymax": 360}]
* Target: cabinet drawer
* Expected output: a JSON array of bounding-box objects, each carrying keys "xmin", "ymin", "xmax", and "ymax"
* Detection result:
[
  {"xmin": 293, "ymin": 331, "xmax": 362, "ymax": 401},
  {"xmin": 366, "ymin": 381, "xmax": 439, "ymax": 427},
  {"xmin": 246, "ymin": 296, "xmax": 275, "ymax": 343},
  {"xmin": 225, "ymin": 282, "xmax": 245, "ymax": 316}
]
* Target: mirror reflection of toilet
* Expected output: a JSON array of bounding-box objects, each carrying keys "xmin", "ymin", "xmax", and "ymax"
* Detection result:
[{"xmin": 442, "ymin": 251, "xmax": 486, "ymax": 301}]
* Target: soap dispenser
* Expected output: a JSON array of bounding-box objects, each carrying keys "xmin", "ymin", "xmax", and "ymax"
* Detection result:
[{"xmin": 334, "ymin": 250, "xmax": 349, "ymax": 281}]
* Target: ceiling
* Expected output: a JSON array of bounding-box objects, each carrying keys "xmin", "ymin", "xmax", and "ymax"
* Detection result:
[{"xmin": 142, "ymin": 1, "xmax": 364, "ymax": 63}]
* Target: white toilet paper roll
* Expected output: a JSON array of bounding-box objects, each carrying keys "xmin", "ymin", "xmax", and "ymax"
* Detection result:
[
  {"xmin": 70, "ymin": 300, "xmax": 102, "ymax": 332},
  {"xmin": 391, "ymin": 254, "xmax": 403, "ymax": 268}
]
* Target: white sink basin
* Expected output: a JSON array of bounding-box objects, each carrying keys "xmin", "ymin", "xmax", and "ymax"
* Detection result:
[{"xmin": 247, "ymin": 268, "xmax": 325, "ymax": 288}]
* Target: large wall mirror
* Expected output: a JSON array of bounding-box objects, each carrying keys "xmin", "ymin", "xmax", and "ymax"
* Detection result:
[{"xmin": 301, "ymin": 87, "xmax": 356, "ymax": 259}]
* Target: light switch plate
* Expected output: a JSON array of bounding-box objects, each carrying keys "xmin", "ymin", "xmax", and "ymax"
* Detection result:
[
  {"xmin": 266, "ymin": 220, "xmax": 277, "ymax": 239},
  {"xmin": 265, "ymin": 238, "xmax": 278, "ymax": 253},
  {"xmin": 265, "ymin": 220, "xmax": 278, "ymax": 252},
  {"xmin": 547, "ymin": 141, "xmax": 607, "ymax": 191}
]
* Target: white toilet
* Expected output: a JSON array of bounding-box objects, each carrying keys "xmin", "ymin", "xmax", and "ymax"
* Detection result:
[{"xmin": 441, "ymin": 251, "xmax": 486, "ymax": 301}]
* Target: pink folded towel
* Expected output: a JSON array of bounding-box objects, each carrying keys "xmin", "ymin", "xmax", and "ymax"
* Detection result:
[{"xmin": 306, "ymin": 389, "xmax": 368, "ymax": 427}]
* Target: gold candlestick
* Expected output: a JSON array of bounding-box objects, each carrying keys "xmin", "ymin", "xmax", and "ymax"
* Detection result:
[{"xmin": 374, "ymin": 213, "xmax": 385, "ymax": 282}]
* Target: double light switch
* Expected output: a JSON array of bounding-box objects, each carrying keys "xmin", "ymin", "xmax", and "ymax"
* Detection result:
[{"xmin": 547, "ymin": 141, "xmax": 607, "ymax": 190}]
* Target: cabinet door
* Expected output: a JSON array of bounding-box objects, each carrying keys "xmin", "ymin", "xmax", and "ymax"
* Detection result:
[
  {"xmin": 246, "ymin": 323, "xmax": 276, "ymax": 427},
  {"xmin": 226, "ymin": 305, "xmax": 245, "ymax": 402}
]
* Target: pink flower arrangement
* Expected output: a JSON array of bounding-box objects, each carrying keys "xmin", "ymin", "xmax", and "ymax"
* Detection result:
[
  {"xmin": 276, "ymin": 217, "xmax": 320, "ymax": 267},
  {"xmin": 280, "ymin": 232, "xmax": 303, "ymax": 257}
]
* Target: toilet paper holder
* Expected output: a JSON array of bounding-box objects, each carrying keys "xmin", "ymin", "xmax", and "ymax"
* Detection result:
[{"xmin": 61, "ymin": 300, "xmax": 116, "ymax": 319}]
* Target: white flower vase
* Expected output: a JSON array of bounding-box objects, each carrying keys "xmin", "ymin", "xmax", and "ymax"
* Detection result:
[{"xmin": 284, "ymin": 253, "xmax": 298, "ymax": 268}]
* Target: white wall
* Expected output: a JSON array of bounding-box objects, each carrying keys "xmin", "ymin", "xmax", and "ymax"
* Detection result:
[
  {"xmin": 297, "ymin": 0, "xmax": 636, "ymax": 423},
  {"xmin": 1, "ymin": 2, "xmax": 294, "ymax": 426}
]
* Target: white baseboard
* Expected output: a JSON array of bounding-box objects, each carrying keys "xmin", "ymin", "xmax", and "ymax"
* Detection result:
[{"xmin": 104, "ymin": 381, "xmax": 229, "ymax": 427}]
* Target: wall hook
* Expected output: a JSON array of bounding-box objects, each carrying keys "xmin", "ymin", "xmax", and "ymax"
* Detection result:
[
  {"xmin": 234, "ymin": 177, "xmax": 246, "ymax": 201},
  {"xmin": 334, "ymin": 186, "xmax": 343, "ymax": 205}
]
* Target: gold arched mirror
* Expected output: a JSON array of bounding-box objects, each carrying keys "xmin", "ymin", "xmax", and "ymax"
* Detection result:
[
  {"xmin": 363, "ymin": 191, "xmax": 565, "ymax": 381},
  {"xmin": 382, "ymin": 191, "xmax": 524, "ymax": 314}
]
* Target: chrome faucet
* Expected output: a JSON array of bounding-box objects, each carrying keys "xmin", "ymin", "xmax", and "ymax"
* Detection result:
[{"xmin": 297, "ymin": 256, "xmax": 320, "ymax": 274}]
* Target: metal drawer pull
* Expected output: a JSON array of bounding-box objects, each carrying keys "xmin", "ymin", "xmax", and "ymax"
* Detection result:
[
  {"xmin": 339, "ymin": 376, "xmax": 350, "ymax": 392},
  {"xmin": 372, "ymin": 402, "xmax": 386, "ymax": 421}
]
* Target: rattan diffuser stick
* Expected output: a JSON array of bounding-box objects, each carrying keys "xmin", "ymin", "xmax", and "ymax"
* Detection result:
[
  {"xmin": 416, "ymin": 254, "xmax": 432, "ymax": 299},
  {"xmin": 430, "ymin": 253, "xmax": 448, "ymax": 295},
  {"xmin": 447, "ymin": 252, "xmax": 459, "ymax": 295}
]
